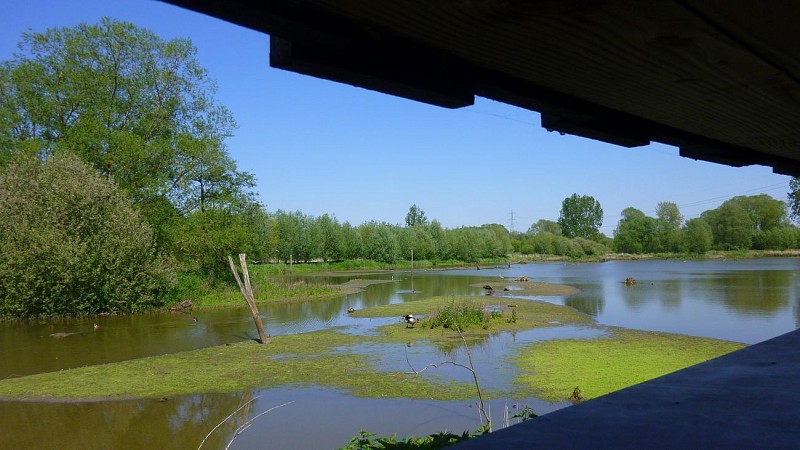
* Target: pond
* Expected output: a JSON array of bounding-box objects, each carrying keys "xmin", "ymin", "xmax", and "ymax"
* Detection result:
[{"xmin": 1, "ymin": 258, "xmax": 798, "ymax": 449}]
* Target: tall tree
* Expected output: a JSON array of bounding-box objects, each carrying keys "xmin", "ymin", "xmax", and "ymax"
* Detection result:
[
  {"xmin": 317, "ymin": 214, "xmax": 343, "ymax": 262},
  {"xmin": 558, "ymin": 194, "xmax": 603, "ymax": 239},
  {"xmin": 656, "ymin": 201, "xmax": 684, "ymax": 228},
  {"xmin": 0, "ymin": 19, "xmax": 261, "ymax": 274},
  {"xmin": 683, "ymin": 218, "xmax": 713, "ymax": 254},
  {"xmin": 655, "ymin": 202, "xmax": 684, "ymax": 252},
  {"xmin": 0, "ymin": 19, "xmax": 255, "ymax": 231},
  {"xmin": 614, "ymin": 208, "xmax": 654, "ymax": 253},
  {"xmin": 726, "ymin": 195, "xmax": 787, "ymax": 231},
  {"xmin": 701, "ymin": 202, "xmax": 753, "ymax": 250},
  {"xmin": 405, "ymin": 204, "xmax": 428, "ymax": 227},
  {"xmin": 789, "ymin": 177, "xmax": 800, "ymax": 223}
]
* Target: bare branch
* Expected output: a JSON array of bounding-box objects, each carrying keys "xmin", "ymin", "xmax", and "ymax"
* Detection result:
[
  {"xmin": 197, "ymin": 395, "xmax": 262, "ymax": 450},
  {"xmin": 403, "ymin": 326, "xmax": 491, "ymax": 430},
  {"xmin": 224, "ymin": 401, "xmax": 294, "ymax": 450}
]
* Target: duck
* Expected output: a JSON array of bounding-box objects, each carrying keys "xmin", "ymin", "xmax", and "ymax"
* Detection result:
[
  {"xmin": 347, "ymin": 307, "xmax": 355, "ymax": 313},
  {"xmin": 192, "ymin": 317, "xmax": 198, "ymax": 324},
  {"xmin": 93, "ymin": 323, "xmax": 99, "ymax": 330},
  {"xmin": 403, "ymin": 314, "xmax": 417, "ymax": 328}
]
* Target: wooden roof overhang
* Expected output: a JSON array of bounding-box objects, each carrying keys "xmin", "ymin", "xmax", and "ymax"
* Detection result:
[{"xmin": 163, "ymin": 1, "xmax": 800, "ymax": 175}]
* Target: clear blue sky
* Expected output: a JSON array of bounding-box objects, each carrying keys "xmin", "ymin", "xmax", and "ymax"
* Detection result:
[{"xmin": 2, "ymin": 0, "xmax": 792, "ymax": 233}]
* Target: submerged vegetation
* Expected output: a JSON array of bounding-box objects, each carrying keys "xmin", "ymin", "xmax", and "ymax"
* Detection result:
[{"xmin": 0, "ymin": 295, "xmax": 741, "ymax": 403}]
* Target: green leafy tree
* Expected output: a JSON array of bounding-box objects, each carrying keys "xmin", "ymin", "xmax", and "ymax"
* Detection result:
[
  {"xmin": 428, "ymin": 220, "xmax": 447, "ymax": 260},
  {"xmin": 532, "ymin": 232, "xmax": 555, "ymax": 254},
  {"xmin": 0, "ymin": 18, "xmax": 257, "ymax": 274},
  {"xmin": 683, "ymin": 218, "xmax": 713, "ymax": 254},
  {"xmin": 701, "ymin": 202, "xmax": 753, "ymax": 250},
  {"xmin": 726, "ymin": 195, "xmax": 787, "ymax": 231},
  {"xmin": 614, "ymin": 208, "xmax": 659, "ymax": 253},
  {"xmin": 654, "ymin": 203, "xmax": 683, "ymax": 252},
  {"xmin": 340, "ymin": 221, "xmax": 363, "ymax": 260},
  {"xmin": 447, "ymin": 227, "xmax": 480, "ymax": 262},
  {"xmin": 481, "ymin": 224, "xmax": 512, "ymax": 256},
  {"xmin": 753, "ymin": 226, "xmax": 798, "ymax": 250},
  {"xmin": 789, "ymin": 177, "xmax": 800, "ymax": 223},
  {"xmin": 317, "ymin": 214, "xmax": 343, "ymax": 262},
  {"xmin": 0, "ymin": 153, "xmax": 174, "ymax": 317},
  {"xmin": 558, "ymin": 194, "xmax": 603, "ymax": 239},
  {"xmin": 361, "ymin": 222, "xmax": 399, "ymax": 263},
  {"xmin": 527, "ymin": 219, "xmax": 561, "ymax": 236},
  {"xmin": 656, "ymin": 201, "xmax": 684, "ymax": 228},
  {"xmin": 0, "ymin": 18, "xmax": 250, "ymax": 207},
  {"xmin": 271, "ymin": 210, "xmax": 303, "ymax": 263},
  {"xmin": 405, "ymin": 204, "xmax": 428, "ymax": 227}
]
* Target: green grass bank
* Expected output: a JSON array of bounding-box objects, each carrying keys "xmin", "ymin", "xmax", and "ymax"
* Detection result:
[{"xmin": 0, "ymin": 294, "xmax": 743, "ymax": 403}]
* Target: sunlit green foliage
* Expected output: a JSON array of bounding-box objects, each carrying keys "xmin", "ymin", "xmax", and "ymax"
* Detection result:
[
  {"xmin": 341, "ymin": 429, "xmax": 481, "ymax": 450},
  {"xmin": 0, "ymin": 18, "xmax": 260, "ymax": 280},
  {"xmin": 405, "ymin": 204, "xmax": 428, "ymax": 227},
  {"xmin": 0, "ymin": 153, "xmax": 174, "ymax": 317},
  {"xmin": 558, "ymin": 193, "xmax": 603, "ymax": 239},
  {"xmin": 789, "ymin": 177, "xmax": 800, "ymax": 223},
  {"xmin": 515, "ymin": 329, "xmax": 744, "ymax": 402},
  {"xmin": 614, "ymin": 208, "xmax": 661, "ymax": 253},
  {"xmin": 527, "ymin": 219, "xmax": 561, "ymax": 236},
  {"xmin": 425, "ymin": 300, "xmax": 498, "ymax": 330},
  {"xmin": 683, "ymin": 218, "xmax": 713, "ymax": 254}
]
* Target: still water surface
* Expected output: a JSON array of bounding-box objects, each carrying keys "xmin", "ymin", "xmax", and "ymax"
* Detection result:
[{"xmin": 1, "ymin": 258, "xmax": 798, "ymax": 449}]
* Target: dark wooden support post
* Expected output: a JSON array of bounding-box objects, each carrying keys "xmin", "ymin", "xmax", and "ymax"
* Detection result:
[{"xmin": 228, "ymin": 254, "xmax": 271, "ymax": 344}]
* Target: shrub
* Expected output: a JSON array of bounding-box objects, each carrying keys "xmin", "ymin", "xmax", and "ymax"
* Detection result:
[
  {"xmin": 426, "ymin": 300, "xmax": 498, "ymax": 330},
  {"xmin": 0, "ymin": 153, "xmax": 174, "ymax": 317}
]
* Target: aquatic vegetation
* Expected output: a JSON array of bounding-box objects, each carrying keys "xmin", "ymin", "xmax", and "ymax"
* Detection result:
[
  {"xmin": 514, "ymin": 328, "xmax": 745, "ymax": 401},
  {"xmin": 0, "ymin": 295, "xmax": 745, "ymax": 409},
  {"xmin": 425, "ymin": 300, "xmax": 495, "ymax": 330}
]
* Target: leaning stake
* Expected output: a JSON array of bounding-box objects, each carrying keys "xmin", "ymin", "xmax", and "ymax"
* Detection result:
[{"xmin": 228, "ymin": 254, "xmax": 271, "ymax": 344}]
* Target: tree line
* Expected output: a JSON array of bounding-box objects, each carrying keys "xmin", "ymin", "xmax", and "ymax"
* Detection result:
[
  {"xmin": 244, "ymin": 209, "xmax": 512, "ymax": 265},
  {"xmin": 514, "ymin": 194, "xmax": 800, "ymax": 256},
  {"xmin": 2, "ymin": 19, "xmax": 800, "ymax": 318}
]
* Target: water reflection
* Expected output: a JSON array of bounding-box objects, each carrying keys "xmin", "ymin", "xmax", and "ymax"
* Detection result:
[
  {"xmin": 2, "ymin": 259, "xmax": 800, "ymax": 448},
  {"xmin": 0, "ymin": 392, "xmax": 246, "ymax": 450},
  {"xmin": 3, "ymin": 259, "xmax": 800, "ymax": 378}
]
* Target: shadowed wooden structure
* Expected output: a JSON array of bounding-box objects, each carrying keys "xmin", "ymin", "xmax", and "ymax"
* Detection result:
[{"xmin": 164, "ymin": 0, "xmax": 800, "ymax": 175}]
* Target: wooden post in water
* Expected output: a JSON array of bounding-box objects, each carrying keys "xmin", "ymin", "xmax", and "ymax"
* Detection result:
[
  {"xmin": 410, "ymin": 248, "xmax": 414, "ymax": 293},
  {"xmin": 228, "ymin": 254, "xmax": 271, "ymax": 344}
]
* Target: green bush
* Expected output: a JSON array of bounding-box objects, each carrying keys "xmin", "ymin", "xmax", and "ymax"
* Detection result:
[
  {"xmin": 426, "ymin": 300, "xmax": 498, "ymax": 330},
  {"xmin": 0, "ymin": 153, "xmax": 174, "ymax": 317}
]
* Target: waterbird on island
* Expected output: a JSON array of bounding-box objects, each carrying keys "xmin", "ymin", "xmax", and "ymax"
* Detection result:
[{"xmin": 403, "ymin": 314, "xmax": 417, "ymax": 328}]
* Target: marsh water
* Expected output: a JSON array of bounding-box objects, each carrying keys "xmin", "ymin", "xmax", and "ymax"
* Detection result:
[{"xmin": 1, "ymin": 258, "xmax": 799, "ymax": 449}]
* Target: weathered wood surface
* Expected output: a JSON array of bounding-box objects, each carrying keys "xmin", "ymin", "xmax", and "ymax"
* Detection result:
[
  {"xmin": 228, "ymin": 254, "xmax": 271, "ymax": 344},
  {"xmin": 165, "ymin": 0, "xmax": 800, "ymax": 173}
]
